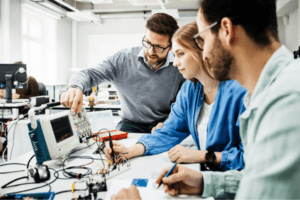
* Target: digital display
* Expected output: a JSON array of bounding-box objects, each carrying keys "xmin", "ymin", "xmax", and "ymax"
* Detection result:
[{"xmin": 50, "ymin": 116, "xmax": 74, "ymax": 143}]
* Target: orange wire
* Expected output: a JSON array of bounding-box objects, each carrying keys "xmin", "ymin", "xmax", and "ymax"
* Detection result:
[{"xmin": 71, "ymin": 159, "xmax": 100, "ymax": 199}]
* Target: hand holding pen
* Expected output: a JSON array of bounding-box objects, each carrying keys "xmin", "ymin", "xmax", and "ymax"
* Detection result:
[
  {"xmin": 157, "ymin": 163, "xmax": 177, "ymax": 189},
  {"xmin": 155, "ymin": 164, "xmax": 204, "ymax": 196}
]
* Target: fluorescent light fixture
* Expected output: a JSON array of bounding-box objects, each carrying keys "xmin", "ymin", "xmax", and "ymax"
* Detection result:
[
  {"xmin": 128, "ymin": 0, "xmax": 169, "ymax": 6},
  {"xmin": 22, "ymin": 0, "xmax": 65, "ymax": 19},
  {"xmin": 76, "ymin": 0, "xmax": 113, "ymax": 4}
]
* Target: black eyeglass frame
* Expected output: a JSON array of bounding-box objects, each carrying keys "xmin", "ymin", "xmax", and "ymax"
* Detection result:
[{"xmin": 142, "ymin": 36, "xmax": 171, "ymax": 53}]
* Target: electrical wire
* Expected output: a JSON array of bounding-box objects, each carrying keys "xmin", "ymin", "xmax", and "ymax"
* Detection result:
[
  {"xmin": 96, "ymin": 135, "xmax": 106, "ymax": 168},
  {"xmin": 1, "ymin": 176, "xmax": 28, "ymax": 189},
  {"xmin": 27, "ymin": 154, "xmax": 35, "ymax": 169},
  {"xmin": 4, "ymin": 168, "xmax": 58, "ymax": 194},
  {"xmin": 0, "ymin": 103, "xmax": 30, "ymax": 159},
  {"xmin": 0, "ymin": 163, "xmax": 26, "ymax": 174},
  {"xmin": 2, "ymin": 147, "xmax": 7, "ymax": 163},
  {"xmin": 55, "ymin": 188, "xmax": 88, "ymax": 195},
  {"xmin": 68, "ymin": 141, "xmax": 97, "ymax": 156},
  {"xmin": 9, "ymin": 118, "xmax": 19, "ymax": 160},
  {"xmin": 62, "ymin": 156, "xmax": 94, "ymax": 179}
]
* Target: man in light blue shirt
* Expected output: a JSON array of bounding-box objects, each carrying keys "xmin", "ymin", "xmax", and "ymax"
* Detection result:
[
  {"xmin": 61, "ymin": 13, "xmax": 185, "ymax": 133},
  {"xmin": 111, "ymin": 0, "xmax": 300, "ymax": 199}
]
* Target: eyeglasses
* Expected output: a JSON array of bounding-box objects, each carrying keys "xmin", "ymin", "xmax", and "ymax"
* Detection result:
[
  {"xmin": 193, "ymin": 21, "xmax": 218, "ymax": 51},
  {"xmin": 142, "ymin": 36, "xmax": 171, "ymax": 53}
]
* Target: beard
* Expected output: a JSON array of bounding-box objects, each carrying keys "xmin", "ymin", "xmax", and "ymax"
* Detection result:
[
  {"xmin": 205, "ymin": 37, "xmax": 234, "ymax": 81},
  {"xmin": 145, "ymin": 51, "xmax": 166, "ymax": 68}
]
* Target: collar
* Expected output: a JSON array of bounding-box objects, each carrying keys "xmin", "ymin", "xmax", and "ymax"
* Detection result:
[
  {"xmin": 137, "ymin": 47, "xmax": 175, "ymax": 70},
  {"xmin": 250, "ymin": 45, "xmax": 293, "ymax": 103}
]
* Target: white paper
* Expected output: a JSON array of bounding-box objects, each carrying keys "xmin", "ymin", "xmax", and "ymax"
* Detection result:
[{"xmin": 105, "ymin": 179, "xmax": 205, "ymax": 200}]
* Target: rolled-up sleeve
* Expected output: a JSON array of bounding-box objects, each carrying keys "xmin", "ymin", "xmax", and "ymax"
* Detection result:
[
  {"xmin": 219, "ymin": 94, "xmax": 245, "ymax": 171},
  {"xmin": 201, "ymin": 170, "xmax": 242, "ymax": 198}
]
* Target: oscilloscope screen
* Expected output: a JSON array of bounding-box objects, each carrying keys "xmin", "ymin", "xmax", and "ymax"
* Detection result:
[{"xmin": 50, "ymin": 116, "xmax": 74, "ymax": 143}]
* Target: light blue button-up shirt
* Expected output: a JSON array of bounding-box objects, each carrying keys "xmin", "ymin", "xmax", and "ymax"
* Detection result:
[{"xmin": 201, "ymin": 45, "xmax": 300, "ymax": 199}]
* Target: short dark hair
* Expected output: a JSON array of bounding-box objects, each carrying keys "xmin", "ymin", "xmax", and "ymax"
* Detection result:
[
  {"xmin": 200, "ymin": 0, "xmax": 279, "ymax": 46},
  {"xmin": 146, "ymin": 13, "xmax": 179, "ymax": 43}
]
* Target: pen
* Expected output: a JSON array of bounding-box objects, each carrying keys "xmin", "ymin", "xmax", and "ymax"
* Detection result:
[
  {"xmin": 157, "ymin": 163, "xmax": 177, "ymax": 189},
  {"xmin": 109, "ymin": 132, "xmax": 115, "ymax": 164}
]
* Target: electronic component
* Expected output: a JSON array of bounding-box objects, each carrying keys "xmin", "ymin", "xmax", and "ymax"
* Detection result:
[
  {"xmin": 29, "ymin": 96, "xmax": 51, "ymax": 107},
  {"xmin": 28, "ymin": 104, "xmax": 92, "ymax": 164},
  {"xmin": 4, "ymin": 192, "xmax": 55, "ymax": 200},
  {"xmin": 104, "ymin": 165, "xmax": 131, "ymax": 180},
  {"xmin": 93, "ymin": 130, "xmax": 128, "ymax": 143},
  {"xmin": 28, "ymin": 165, "xmax": 51, "ymax": 183},
  {"xmin": 72, "ymin": 108, "xmax": 93, "ymax": 138},
  {"xmin": 131, "ymin": 179, "xmax": 148, "ymax": 187}
]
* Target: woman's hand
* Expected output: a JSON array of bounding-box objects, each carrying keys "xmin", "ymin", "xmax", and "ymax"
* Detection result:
[
  {"xmin": 151, "ymin": 122, "xmax": 163, "ymax": 133},
  {"xmin": 168, "ymin": 145, "xmax": 204, "ymax": 163},
  {"xmin": 104, "ymin": 141, "xmax": 129, "ymax": 162}
]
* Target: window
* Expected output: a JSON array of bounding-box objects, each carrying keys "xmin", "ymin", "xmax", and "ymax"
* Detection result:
[{"xmin": 22, "ymin": 5, "xmax": 56, "ymax": 83}]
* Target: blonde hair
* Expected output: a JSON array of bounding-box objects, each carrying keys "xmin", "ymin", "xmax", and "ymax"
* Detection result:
[{"xmin": 172, "ymin": 21, "xmax": 213, "ymax": 82}]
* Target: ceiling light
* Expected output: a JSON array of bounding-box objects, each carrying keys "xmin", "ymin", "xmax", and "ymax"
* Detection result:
[
  {"xmin": 128, "ymin": 0, "xmax": 169, "ymax": 6},
  {"xmin": 75, "ymin": 0, "xmax": 113, "ymax": 4}
]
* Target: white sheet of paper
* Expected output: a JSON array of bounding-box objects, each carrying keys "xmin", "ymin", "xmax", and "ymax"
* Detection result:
[{"xmin": 105, "ymin": 179, "xmax": 206, "ymax": 200}]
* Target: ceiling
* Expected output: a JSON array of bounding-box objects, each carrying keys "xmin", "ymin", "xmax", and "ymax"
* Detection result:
[{"xmin": 32, "ymin": 0, "xmax": 200, "ymax": 23}]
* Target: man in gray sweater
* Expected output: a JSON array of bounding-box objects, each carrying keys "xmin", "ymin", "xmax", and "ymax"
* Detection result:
[{"xmin": 61, "ymin": 13, "xmax": 185, "ymax": 133}]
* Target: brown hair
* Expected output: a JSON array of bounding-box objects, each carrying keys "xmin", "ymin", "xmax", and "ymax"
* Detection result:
[
  {"xmin": 200, "ymin": 0, "xmax": 279, "ymax": 46},
  {"xmin": 146, "ymin": 13, "xmax": 179, "ymax": 43},
  {"xmin": 14, "ymin": 61, "xmax": 23, "ymax": 64},
  {"xmin": 172, "ymin": 21, "xmax": 213, "ymax": 82}
]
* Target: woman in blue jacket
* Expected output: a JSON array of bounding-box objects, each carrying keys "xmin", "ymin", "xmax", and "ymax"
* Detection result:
[{"xmin": 105, "ymin": 22, "xmax": 246, "ymax": 171}]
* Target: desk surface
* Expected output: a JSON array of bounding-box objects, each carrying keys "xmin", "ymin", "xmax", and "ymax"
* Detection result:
[
  {"xmin": 1, "ymin": 134, "xmax": 202, "ymax": 200},
  {"xmin": 0, "ymin": 102, "xmax": 30, "ymax": 120},
  {"xmin": 52, "ymin": 104, "xmax": 121, "ymax": 110},
  {"xmin": 45, "ymin": 83, "xmax": 68, "ymax": 86},
  {"xmin": 0, "ymin": 102, "xmax": 29, "ymax": 108}
]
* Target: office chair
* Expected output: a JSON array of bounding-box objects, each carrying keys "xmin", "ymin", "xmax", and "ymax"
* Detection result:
[{"xmin": 38, "ymin": 82, "xmax": 48, "ymax": 96}]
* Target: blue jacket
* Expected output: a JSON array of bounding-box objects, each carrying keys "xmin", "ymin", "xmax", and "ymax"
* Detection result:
[{"xmin": 138, "ymin": 80, "xmax": 247, "ymax": 171}]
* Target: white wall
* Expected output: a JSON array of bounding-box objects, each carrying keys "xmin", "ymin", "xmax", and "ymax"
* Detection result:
[
  {"xmin": 277, "ymin": 0, "xmax": 299, "ymax": 52},
  {"xmin": 0, "ymin": 0, "xmax": 22, "ymax": 63},
  {"xmin": 9, "ymin": 0, "xmax": 22, "ymax": 63},
  {"xmin": 56, "ymin": 18, "xmax": 72, "ymax": 84},
  {"xmin": 0, "ymin": 0, "xmax": 3, "ymax": 63},
  {"xmin": 0, "ymin": 0, "xmax": 11, "ymax": 63},
  {"xmin": 277, "ymin": 17, "xmax": 286, "ymax": 46},
  {"xmin": 283, "ymin": 8, "xmax": 299, "ymax": 52},
  {"xmin": 76, "ymin": 18, "xmax": 195, "ymax": 69}
]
